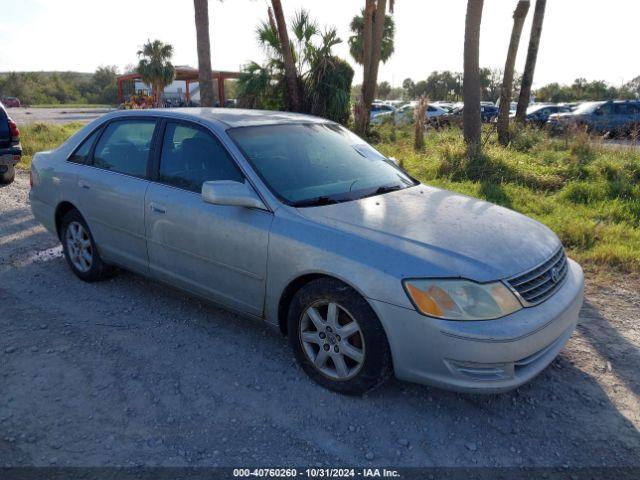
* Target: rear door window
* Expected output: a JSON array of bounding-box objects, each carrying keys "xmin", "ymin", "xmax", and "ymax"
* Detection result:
[
  {"xmin": 614, "ymin": 103, "xmax": 633, "ymax": 115},
  {"xmin": 93, "ymin": 120, "xmax": 156, "ymax": 178}
]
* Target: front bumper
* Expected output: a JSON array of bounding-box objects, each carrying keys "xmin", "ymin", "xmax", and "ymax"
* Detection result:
[{"xmin": 369, "ymin": 259, "xmax": 584, "ymax": 393}]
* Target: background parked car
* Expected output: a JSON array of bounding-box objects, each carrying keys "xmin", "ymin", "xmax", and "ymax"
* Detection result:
[
  {"xmin": 513, "ymin": 104, "xmax": 573, "ymax": 126},
  {"xmin": 394, "ymin": 102, "xmax": 448, "ymax": 126},
  {"xmin": 437, "ymin": 105, "xmax": 498, "ymax": 127},
  {"xmin": 1, "ymin": 96, "xmax": 21, "ymax": 108},
  {"xmin": 0, "ymin": 101, "xmax": 22, "ymax": 184},
  {"xmin": 370, "ymin": 103, "xmax": 395, "ymax": 118},
  {"xmin": 547, "ymin": 100, "xmax": 640, "ymax": 136}
]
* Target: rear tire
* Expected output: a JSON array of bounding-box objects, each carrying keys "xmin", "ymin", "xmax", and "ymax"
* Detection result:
[
  {"xmin": 288, "ymin": 278, "xmax": 392, "ymax": 395},
  {"xmin": 60, "ymin": 209, "xmax": 111, "ymax": 282},
  {"xmin": 0, "ymin": 165, "xmax": 15, "ymax": 185}
]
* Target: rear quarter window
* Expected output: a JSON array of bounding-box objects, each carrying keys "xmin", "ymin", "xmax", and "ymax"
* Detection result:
[{"xmin": 68, "ymin": 128, "xmax": 101, "ymax": 164}]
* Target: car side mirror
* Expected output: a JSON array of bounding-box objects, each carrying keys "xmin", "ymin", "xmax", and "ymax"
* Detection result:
[{"xmin": 201, "ymin": 180, "xmax": 267, "ymax": 210}]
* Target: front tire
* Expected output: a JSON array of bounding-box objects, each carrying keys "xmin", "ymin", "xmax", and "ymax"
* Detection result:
[
  {"xmin": 288, "ymin": 278, "xmax": 392, "ymax": 395},
  {"xmin": 60, "ymin": 209, "xmax": 111, "ymax": 282}
]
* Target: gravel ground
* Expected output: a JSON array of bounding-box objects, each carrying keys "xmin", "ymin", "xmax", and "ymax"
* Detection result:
[
  {"xmin": 1, "ymin": 171, "xmax": 639, "ymax": 468},
  {"xmin": 8, "ymin": 107, "xmax": 113, "ymax": 126}
]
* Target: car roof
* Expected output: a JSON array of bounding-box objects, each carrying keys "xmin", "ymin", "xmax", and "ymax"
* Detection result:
[{"xmin": 104, "ymin": 108, "xmax": 329, "ymax": 129}]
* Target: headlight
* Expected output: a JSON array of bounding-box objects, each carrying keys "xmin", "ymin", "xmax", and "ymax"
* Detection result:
[{"xmin": 403, "ymin": 279, "xmax": 522, "ymax": 320}]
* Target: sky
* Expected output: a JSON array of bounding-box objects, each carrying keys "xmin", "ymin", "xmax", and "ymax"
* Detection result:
[{"xmin": 0, "ymin": 0, "xmax": 638, "ymax": 88}]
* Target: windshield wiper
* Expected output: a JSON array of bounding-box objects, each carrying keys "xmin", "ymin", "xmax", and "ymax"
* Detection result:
[
  {"xmin": 374, "ymin": 184, "xmax": 404, "ymax": 195},
  {"xmin": 351, "ymin": 184, "xmax": 406, "ymax": 201},
  {"xmin": 292, "ymin": 196, "xmax": 340, "ymax": 208}
]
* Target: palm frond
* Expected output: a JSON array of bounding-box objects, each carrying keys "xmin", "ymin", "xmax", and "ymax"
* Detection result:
[{"xmin": 291, "ymin": 9, "xmax": 317, "ymax": 44}]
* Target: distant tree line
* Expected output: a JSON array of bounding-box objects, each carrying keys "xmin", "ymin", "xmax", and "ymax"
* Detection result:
[
  {"xmin": 361, "ymin": 72, "xmax": 639, "ymax": 104},
  {"xmin": 354, "ymin": 68, "xmax": 517, "ymax": 103},
  {"xmin": 535, "ymin": 77, "xmax": 640, "ymax": 103},
  {"xmin": 0, "ymin": 66, "xmax": 119, "ymax": 105}
]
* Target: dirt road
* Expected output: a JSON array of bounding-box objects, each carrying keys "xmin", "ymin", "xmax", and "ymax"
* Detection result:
[
  {"xmin": 1, "ymin": 171, "xmax": 639, "ymax": 468},
  {"xmin": 8, "ymin": 107, "xmax": 113, "ymax": 126}
]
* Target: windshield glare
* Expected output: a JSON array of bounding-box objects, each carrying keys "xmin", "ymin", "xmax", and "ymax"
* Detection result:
[
  {"xmin": 572, "ymin": 102, "xmax": 600, "ymax": 115},
  {"xmin": 229, "ymin": 123, "xmax": 416, "ymax": 206}
]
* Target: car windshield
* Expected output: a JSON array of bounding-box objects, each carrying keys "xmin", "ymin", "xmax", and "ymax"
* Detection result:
[
  {"xmin": 228, "ymin": 123, "xmax": 417, "ymax": 207},
  {"xmin": 572, "ymin": 102, "xmax": 600, "ymax": 115},
  {"xmin": 526, "ymin": 105, "xmax": 544, "ymax": 114}
]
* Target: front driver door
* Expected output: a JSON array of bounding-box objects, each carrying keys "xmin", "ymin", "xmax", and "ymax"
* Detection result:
[{"xmin": 145, "ymin": 121, "xmax": 273, "ymax": 316}]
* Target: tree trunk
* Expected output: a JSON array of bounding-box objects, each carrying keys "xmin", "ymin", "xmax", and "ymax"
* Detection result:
[
  {"xmin": 194, "ymin": 0, "xmax": 215, "ymax": 107},
  {"xmin": 497, "ymin": 0, "xmax": 530, "ymax": 145},
  {"xmin": 367, "ymin": 0, "xmax": 387, "ymax": 103},
  {"xmin": 463, "ymin": 0, "xmax": 484, "ymax": 158},
  {"xmin": 155, "ymin": 83, "xmax": 164, "ymax": 108},
  {"xmin": 413, "ymin": 95, "xmax": 428, "ymax": 151},
  {"xmin": 271, "ymin": 0, "xmax": 301, "ymax": 112},
  {"xmin": 516, "ymin": 0, "xmax": 546, "ymax": 123},
  {"xmin": 355, "ymin": 0, "xmax": 376, "ymax": 136}
]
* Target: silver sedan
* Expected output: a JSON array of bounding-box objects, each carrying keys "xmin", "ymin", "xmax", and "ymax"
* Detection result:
[{"xmin": 30, "ymin": 109, "xmax": 584, "ymax": 395}]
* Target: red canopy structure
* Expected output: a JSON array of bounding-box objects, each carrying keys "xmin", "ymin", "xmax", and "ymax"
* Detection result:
[{"xmin": 116, "ymin": 66, "xmax": 241, "ymax": 106}]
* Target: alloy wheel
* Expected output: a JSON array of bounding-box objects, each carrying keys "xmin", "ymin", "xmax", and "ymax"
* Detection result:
[
  {"xmin": 65, "ymin": 221, "xmax": 93, "ymax": 273},
  {"xmin": 299, "ymin": 301, "xmax": 366, "ymax": 381}
]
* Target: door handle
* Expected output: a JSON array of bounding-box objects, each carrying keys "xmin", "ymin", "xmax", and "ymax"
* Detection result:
[
  {"xmin": 78, "ymin": 180, "xmax": 90, "ymax": 190},
  {"xmin": 149, "ymin": 203, "xmax": 167, "ymax": 214}
]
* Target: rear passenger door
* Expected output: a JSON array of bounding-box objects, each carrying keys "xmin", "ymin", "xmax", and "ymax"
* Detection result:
[
  {"xmin": 145, "ymin": 120, "xmax": 273, "ymax": 316},
  {"xmin": 79, "ymin": 118, "xmax": 158, "ymax": 274}
]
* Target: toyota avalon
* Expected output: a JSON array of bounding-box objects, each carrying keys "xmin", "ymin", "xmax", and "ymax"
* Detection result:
[{"xmin": 29, "ymin": 109, "xmax": 584, "ymax": 395}]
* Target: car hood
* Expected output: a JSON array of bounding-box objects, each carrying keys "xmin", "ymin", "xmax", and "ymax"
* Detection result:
[{"xmin": 297, "ymin": 185, "xmax": 561, "ymax": 282}]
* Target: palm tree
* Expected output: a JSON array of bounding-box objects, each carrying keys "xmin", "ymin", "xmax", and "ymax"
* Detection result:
[
  {"xmin": 516, "ymin": 0, "xmax": 547, "ymax": 122},
  {"xmin": 137, "ymin": 39, "xmax": 175, "ymax": 108},
  {"xmin": 271, "ymin": 0, "xmax": 301, "ymax": 112},
  {"xmin": 354, "ymin": 0, "xmax": 395, "ymax": 136},
  {"xmin": 497, "ymin": 0, "xmax": 530, "ymax": 145},
  {"xmin": 463, "ymin": 0, "xmax": 484, "ymax": 158},
  {"xmin": 237, "ymin": 9, "xmax": 354, "ymax": 124},
  {"xmin": 193, "ymin": 0, "xmax": 215, "ymax": 107},
  {"xmin": 348, "ymin": 9, "xmax": 395, "ymax": 65}
]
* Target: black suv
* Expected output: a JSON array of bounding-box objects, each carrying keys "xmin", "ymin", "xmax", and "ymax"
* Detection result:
[{"xmin": 0, "ymin": 101, "xmax": 22, "ymax": 184}]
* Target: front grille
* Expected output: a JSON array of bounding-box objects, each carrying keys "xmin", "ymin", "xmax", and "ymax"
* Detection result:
[{"xmin": 507, "ymin": 247, "xmax": 568, "ymax": 306}]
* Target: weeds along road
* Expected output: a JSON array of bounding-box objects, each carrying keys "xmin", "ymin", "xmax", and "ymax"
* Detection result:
[
  {"xmin": 8, "ymin": 107, "xmax": 113, "ymax": 126},
  {"xmin": 1, "ymin": 171, "xmax": 639, "ymax": 468}
]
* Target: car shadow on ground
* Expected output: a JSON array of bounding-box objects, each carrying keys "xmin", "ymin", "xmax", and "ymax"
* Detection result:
[
  {"xmin": 1, "ymin": 238, "xmax": 639, "ymax": 467},
  {"xmin": 577, "ymin": 299, "xmax": 640, "ymax": 400}
]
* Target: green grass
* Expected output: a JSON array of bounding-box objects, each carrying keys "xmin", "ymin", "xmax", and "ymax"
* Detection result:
[
  {"xmin": 372, "ymin": 124, "xmax": 640, "ymax": 273},
  {"xmin": 17, "ymin": 121, "xmax": 640, "ymax": 273},
  {"xmin": 17, "ymin": 122, "xmax": 84, "ymax": 169}
]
